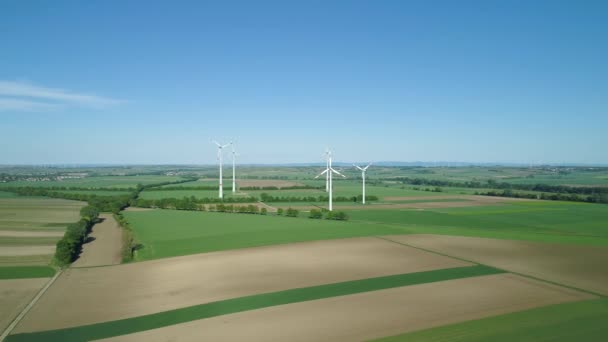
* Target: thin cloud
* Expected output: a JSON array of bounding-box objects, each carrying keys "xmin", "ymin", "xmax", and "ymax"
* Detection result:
[
  {"xmin": 0, "ymin": 80, "xmax": 123, "ymax": 111},
  {"xmin": 0, "ymin": 98, "xmax": 62, "ymax": 112}
]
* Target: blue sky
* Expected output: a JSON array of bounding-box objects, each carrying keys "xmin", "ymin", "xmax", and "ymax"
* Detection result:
[{"xmin": 1, "ymin": 0, "xmax": 606, "ymax": 165}]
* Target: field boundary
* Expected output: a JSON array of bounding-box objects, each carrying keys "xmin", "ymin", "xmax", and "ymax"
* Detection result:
[
  {"xmin": 5, "ymin": 265, "xmax": 503, "ymax": 342},
  {"xmin": 0, "ymin": 270, "xmax": 62, "ymax": 342},
  {"xmin": 379, "ymin": 236, "xmax": 605, "ymax": 298}
]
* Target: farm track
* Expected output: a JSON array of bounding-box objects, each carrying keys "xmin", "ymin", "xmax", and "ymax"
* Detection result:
[
  {"xmin": 0, "ymin": 272, "xmax": 60, "ymax": 342},
  {"xmin": 71, "ymin": 214, "xmax": 122, "ymax": 268}
]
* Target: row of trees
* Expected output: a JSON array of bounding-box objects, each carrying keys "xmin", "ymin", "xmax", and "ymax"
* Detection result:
[
  {"xmin": 134, "ymin": 196, "xmax": 259, "ymax": 210},
  {"xmin": 476, "ymin": 189, "xmax": 608, "ymax": 204},
  {"xmin": 153, "ymin": 185, "xmax": 319, "ymax": 191},
  {"xmin": 239, "ymin": 185, "xmax": 319, "ymax": 190},
  {"xmin": 307, "ymin": 209, "xmax": 349, "ymax": 220},
  {"xmin": 211, "ymin": 203, "xmax": 267, "ymax": 215},
  {"xmin": 259, "ymin": 193, "xmax": 379, "ymax": 203},
  {"xmin": 393, "ymin": 177, "xmax": 608, "ymax": 203},
  {"xmin": 114, "ymin": 212, "xmax": 142, "ymax": 262},
  {"xmin": 54, "ymin": 205, "xmax": 100, "ymax": 266}
]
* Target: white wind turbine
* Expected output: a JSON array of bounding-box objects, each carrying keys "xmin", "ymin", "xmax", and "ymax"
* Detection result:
[
  {"xmin": 353, "ymin": 163, "xmax": 372, "ymax": 204},
  {"xmin": 231, "ymin": 142, "xmax": 239, "ymax": 193},
  {"xmin": 324, "ymin": 149, "xmax": 330, "ymax": 192},
  {"xmin": 315, "ymin": 149, "xmax": 346, "ymax": 211},
  {"xmin": 212, "ymin": 140, "xmax": 231, "ymax": 199}
]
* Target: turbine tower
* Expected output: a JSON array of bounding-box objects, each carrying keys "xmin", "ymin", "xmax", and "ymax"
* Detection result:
[
  {"xmin": 315, "ymin": 149, "xmax": 346, "ymax": 211},
  {"xmin": 324, "ymin": 149, "xmax": 330, "ymax": 192},
  {"xmin": 212, "ymin": 140, "xmax": 231, "ymax": 199},
  {"xmin": 353, "ymin": 163, "xmax": 372, "ymax": 204},
  {"xmin": 231, "ymin": 142, "xmax": 238, "ymax": 193}
]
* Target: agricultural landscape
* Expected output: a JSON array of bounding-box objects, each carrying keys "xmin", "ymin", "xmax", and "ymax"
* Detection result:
[
  {"xmin": 0, "ymin": 164, "xmax": 607, "ymax": 341},
  {"xmin": 2, "ymin": 1, "xmax": 607, "ymax": 340}
]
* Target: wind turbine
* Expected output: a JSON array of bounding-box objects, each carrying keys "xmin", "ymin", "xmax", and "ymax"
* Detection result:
[
  {"xmin": 323, "ymin": 149, "xmax": 330, "ymax": 192},
  {"xmin": 212, "ymin": 140, "xmax": 231, "ymax": 199},
  {"xmin": 315, "ymin": 149, "xmax": 346, "ymax": 211},
  {"xmin": 231, "ymin": 142, "xmax": 238, "ymax": 193},
  {"xmin": 353, "ymin": 163, "xmax": 372, "ymax": 204}
]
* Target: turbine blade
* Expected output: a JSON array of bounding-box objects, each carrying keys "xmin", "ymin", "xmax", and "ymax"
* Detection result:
[
  {"xmin": 212, "ymin": 140, "xmax": 221, "ymax": 147},
  {"xmin": 314, "ymin": 169, "xmax": 329, "ymax": 179},
  {"xmin": 363, "ymin": 163, "xmax": 372, "ymax": 171},
  {"xmin": 331, "ymin": 168, "xmax": 346, "ymax": 178},
  {"xmin": 353, "ymin": 164, "xmax": 364, "ymax": 171}
]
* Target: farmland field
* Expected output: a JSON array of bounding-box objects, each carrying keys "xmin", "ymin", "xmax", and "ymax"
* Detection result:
[
  {"xmin": 0, "ymin": 196, "xmax": 85, "ymax": 266},
  {"xmin": 0, "ymin": 278, "xmax": 51, "ymax": 334},
  {"xmin": 52, "ymin": 190, "xmax": 132, "ymax": 197},
  {"xmin": 0, "ymin": 175, "xmax": 186, "ymax": 189},
  {"xmin": 386, "ymin": 234, "xmax": 608, "ymax": 295},
  {"xmin": 95, "ymin": 273, "xmax": 592, "ymax": 342},
  {"xmin": 123, "ymin": 210, "xmax": 406, "ymax": 260},
  {"xmin": 12, "ymin": 237, "xmax": 473, "ymax": 334},
  {"xmin": 376, "ymin": 298, "xmax": 608, "ymax": 342},
  {"xmin": 2, "ymin": 166, "xmax": 608, "ymax": 341},
  {"xmin": 348, "ymin": 201, "xmax": 608, "ymax": 245}
]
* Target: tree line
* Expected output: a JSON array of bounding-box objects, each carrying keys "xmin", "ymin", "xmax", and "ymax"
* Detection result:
[
  {"xmin": 54, "ymin": 205, "xmax": 100, "ymax": 266},
  {"xmin": 476, "ymin": 189, "xmax": 608, "ymax": 204},
  {"xmin": 260, "ymin": 193, "xmax": 379, "ymax": 203},
  {"xmin": 134, "ymin": 196, "xmax": 259, "ymax": 210},
  {"xmin": 392, "ymin": 177, "xmax": 608, "ymax": 203}
]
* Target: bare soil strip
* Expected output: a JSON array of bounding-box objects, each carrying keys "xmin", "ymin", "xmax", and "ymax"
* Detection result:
[
  {"xmin": 0, "ymin": 247, "xmax": 55, "ymax": 257},
  {"xmin": 97, "ymin": 273, "xmax": 594, "ymax": 342},
  {"xmin": 385, "ymin": 234, "xmax": 608, "ymax": 295},
  {"xmin": 14, "ymin": 237, "xmax": 470, "ymax": 333},
  {"xmin": 71, "ymin": 214, "xmax": 123, "ymax": 268},
  {"xmin": 0, "ymin": 278, "xmax": 49, "ymax": 336},
  {"xmin": 0, "ymin": 231, "xmax": 64, "ymax": 238}
]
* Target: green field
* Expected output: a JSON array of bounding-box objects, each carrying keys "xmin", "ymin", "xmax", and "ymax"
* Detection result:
[
  {"xmin": 139, "ymin": 182, "xmax": 445, "ymax": 202},
  {"xmin": 0, "ymin": 266, "xmax": 56, "ymax": 279},
  {"xmin": 0, "ymin": 175, "xmax": 186, "ymax": 189},
  {"xmin": 349, "ymin": 201, "xmax": 608, "ymax": 245},
  {"xmin": 5, "ymin": 265, "xmax": 502, "ymax": 342},
  {"xmin": 125, "ymin": 198, "xmax": 608, "ymax": 263},
  {"xmin": 375, "ymin": 298, "xmax": 608, "ymax": 342},
  {"xmin": 3, "ymin": 165, "xmax": 608, "ymax": 341},
  {"xmin": 0, "ymin": 191, "xmax": 19, "ymax": 198},
  {"xmin": 124, "ymin": 209, "xmax": 406, "ymax": 260},
  {"xmin": 53, "ymin": 190, "xmax": 132, "ymax": 197}
]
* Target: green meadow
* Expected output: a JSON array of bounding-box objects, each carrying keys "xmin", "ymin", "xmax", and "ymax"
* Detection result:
[
  {"xmin": 0, "ymin": 266, "xmax": 56, "ymax": 279},
  {"xmin": 0, "ymin": 175, "xmax": 186, "ymax": 189},
  {"xmin": 348, "ymin": 201, "xmax": 608, "ymax": 245},
  {"xmin": 53, "ymin": 190, "xmax": 132, "ymax": 197},
  {"xmin": 123, "ymin": 209, "xmax": 406, "ymax": 260}
]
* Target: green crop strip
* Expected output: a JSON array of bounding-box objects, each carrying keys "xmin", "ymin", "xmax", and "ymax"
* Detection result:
[
  {"xmin": 6, "ymin": 265, "xmax": 503, "ymax": 342},
  {"xmin": 0, "ymin": 266, "xmax": 56, "ymax": 279},
  {"xmin": 374, "ymin": 298, "xmax": 608, "ymax": 342}
]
